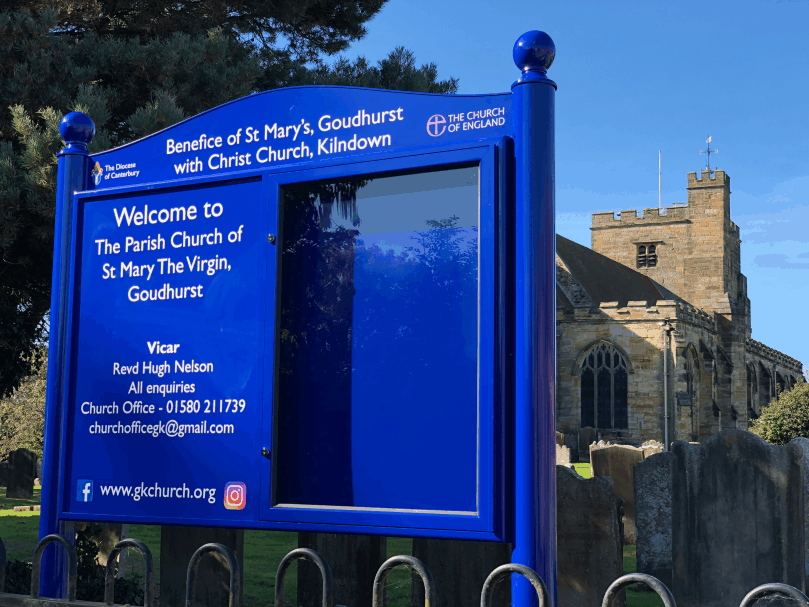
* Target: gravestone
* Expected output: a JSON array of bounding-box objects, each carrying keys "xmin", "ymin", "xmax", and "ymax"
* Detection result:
[
  {"xmin": 590, "ymin": 443, "xmax": 645, "ymax": 544},
  {"xmin": 578, "ymin": 427, "xmax": 598, "ymax": 462},
  {"xmin": 556, "ymin": 443, "xmax": 572, "ymax": 467},
  {"xmin": 633, "ymin": 451, "xmax": 675, "ymax": 588},
  {"xmin": 788, "ymin": 437, "xmax": 809, "ymax": 591},
  {"xmin": 298, "ymin": 533, "xmax": 386, "ymax": 607},
  {"xmin": 159, "ymin": 526, "xmax": 244, "ymax": 607},
  {"xmin": 6, "ymin": 448, "xmax": 36, "ymax": 499},
  {"xmin": 411, "ymin": 539, "xmax": 511, "ymax": 607},
  {"xmin": 671, "ymin": 430, "xmax": 804, "ymax": 607},
  {"xmin": 0, "ymin": 461, "xmax": 8, "ymax": 487},
  {"xmin": 557, "ymin": 466, "xmax": 625, "ymax": 607},
  {"xmin": 564, "ymin": 433, "xmax": 580, "ymax": 462},
  {"xmin": 641, "ymin": 440, "xmax": 664, "ymax": 458}
]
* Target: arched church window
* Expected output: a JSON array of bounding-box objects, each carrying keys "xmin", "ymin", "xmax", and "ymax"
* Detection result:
[
  {"xmin": 580, "ymin": 343, "xmax": 628, "ymax": 429},
  {"xmin": 747, "ymin": 365, "xmax": 758, "ymax": 420},
  {"xmin": 776, "ymin": 372, "xmax": 785, "ymax": 395},
  {"xmin": 684, "ymin": 350, "xmax": 695, "ymax": 406},
  {"xmin": 760, "ymin": 365, "xmax": 772, "ymax": 408}
]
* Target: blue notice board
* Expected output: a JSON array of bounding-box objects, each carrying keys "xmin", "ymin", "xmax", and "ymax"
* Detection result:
[{"xmin": 59, "ymin": 87, "xmax": 512, "ymax": 540}]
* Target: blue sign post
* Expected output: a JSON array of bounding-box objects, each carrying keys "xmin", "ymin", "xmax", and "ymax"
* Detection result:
[
  {"xmin": 511, "ymin": 31, "xmax": 558, "ymax": 607},
  {"xmin": 39, "ymin": 31, "xmax": 557, "ymax": 606}
]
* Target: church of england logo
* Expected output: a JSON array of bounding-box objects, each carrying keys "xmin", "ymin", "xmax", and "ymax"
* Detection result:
[{"xmin": 426, "ymin": 115, "xmax": 446, "ymax": 137}]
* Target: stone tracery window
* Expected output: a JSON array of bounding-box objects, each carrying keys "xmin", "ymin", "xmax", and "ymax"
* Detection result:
[{"xmin": 580, "ymin": 343, "xmax": 629, "ymax": 429}]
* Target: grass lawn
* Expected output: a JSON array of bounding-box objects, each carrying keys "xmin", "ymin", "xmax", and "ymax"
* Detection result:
[
  {"xmin": 572, "ymin": 462, "xmax": 592, "ymax": 478},
  {"xmin": 0, "ymin": 486, "xmax": 663, "ymax": 607},
  {"xmin": 0, "ymin": 487, "xmax": 41, "ymax": 511},
  {"xmin": 623, "ymin": 546, "xmax": 665, "ymax": 607}
]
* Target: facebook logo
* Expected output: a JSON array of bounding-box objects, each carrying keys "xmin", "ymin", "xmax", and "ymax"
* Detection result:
[{"xmin": 76, "ymin": 479, "xmax": 93, "ymax": 502}]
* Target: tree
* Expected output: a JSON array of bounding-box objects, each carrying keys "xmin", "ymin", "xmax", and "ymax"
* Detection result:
[
  {"xmin": 0, "ymin": 347, "xmax": 47, "ymax": 459},
  {"xmin": 750, "ymin": 381, "xmax": 809, "ymax": 445},
  {"xmin": 299, "ymin": 47, "xmax": 458, "ymax": 93},
  {"xmin": 1, "ymin": 0, "xmax": 385, "ymax": 61},
  {"xmin": 0, "ymin": 6, "xmax": 457, "ymax": 397},
  {"xmin": 0, "ymin": 9, "xmax": 263, "ymax": 396}
]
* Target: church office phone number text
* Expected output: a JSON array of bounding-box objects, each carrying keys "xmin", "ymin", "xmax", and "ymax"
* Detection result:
[{"xmin": 166, "ymin": 399, "xmax": 247, "ymax": 414}]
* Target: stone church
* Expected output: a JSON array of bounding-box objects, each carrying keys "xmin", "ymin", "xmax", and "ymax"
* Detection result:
[{"xmin": 555, "ymin": 169, "xmax": 803, "ymax": 445}]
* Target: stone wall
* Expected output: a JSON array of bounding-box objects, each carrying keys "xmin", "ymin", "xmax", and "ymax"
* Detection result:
[
  {"xmin": 556, "ymin": 306, "xmax": 671, "ymax": 445},
  {"xmin": 556, "ymin": 299, "xmax": 723, "ymax": 446}
]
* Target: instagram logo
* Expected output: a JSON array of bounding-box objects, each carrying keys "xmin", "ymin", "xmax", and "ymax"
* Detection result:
[{"xmin": 224, "ymin": 482, "xmax": 246, "ymax": 510}]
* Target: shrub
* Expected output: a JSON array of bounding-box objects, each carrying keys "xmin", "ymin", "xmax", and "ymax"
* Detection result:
[
  {"xmin": 750, "ymin": 381, "xmax": 809, "ymax": 445},
  {"xmin": 4, "ymin": 525, "xmax": 144, "ymax": 604}
]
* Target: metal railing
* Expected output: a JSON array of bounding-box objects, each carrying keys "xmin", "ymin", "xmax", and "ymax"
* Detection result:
[{"xmin": 0, "ymin": 535, "xmax": 807, "ymax": 607}]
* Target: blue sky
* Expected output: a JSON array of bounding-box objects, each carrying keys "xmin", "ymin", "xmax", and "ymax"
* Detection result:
[{"xmin": 337, "ymin": 0, "xmax": 809, "ymax": 371}]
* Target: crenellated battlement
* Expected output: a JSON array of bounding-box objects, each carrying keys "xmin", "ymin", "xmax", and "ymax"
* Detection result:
[
  {"xmin": 675, "ymin": 301, "xmax": 717, "ymax": 333},
  {"xmin": 687, "ymin": 169, "xmax": 729, "ymax": 188},
  {"xmin": 591, "ymin": 171, "xmax": 731, "ymax": 230},
  {"xmin": 557, "ymin": 298, "xmax": 718, "ymax": 332},
  {"xmin": 745, "ymin": 338, "xmax": 803, "ymax": 373},
  {"xmin": 591, "ymin": 204, "xmax": 691, "ymax": 228}
]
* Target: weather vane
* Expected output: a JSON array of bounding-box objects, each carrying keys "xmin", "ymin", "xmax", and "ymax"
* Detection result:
[{"xmin": 699, "ymin": 136, "xmax": 718, "ymax": 171}]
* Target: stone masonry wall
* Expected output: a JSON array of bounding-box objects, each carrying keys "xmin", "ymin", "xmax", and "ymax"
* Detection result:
[{"xmin": 557, "ymin": 300, "xmax": 721, "ymax": 446}]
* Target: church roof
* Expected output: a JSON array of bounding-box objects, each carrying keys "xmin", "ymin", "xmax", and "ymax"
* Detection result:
[{"xmin": 556, "ymin": 234, "xmax": 680, "ymax": 307}]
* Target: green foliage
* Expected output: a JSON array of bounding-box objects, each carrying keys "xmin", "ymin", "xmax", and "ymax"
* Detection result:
[
  {"xmin": 0, "ymin": 4, "xmax": 457, "ymax": 397},
  {"xmin": 4, "ymin": 559, "xmax": 33, "ymax": 594},
  {"xmin": 75, "ymin": 523, "xmax": 144, "ymax": 604},
  {"xmin": 300, "ymin": 47, "xmax": 458, "ymax": 93},
  {"xmin": 0, "ymin": 348, "xmax": 47, "ymax": 460},
  {"xmin": 750, "ymin": 381, "xmax": 809, "ymax": 445},
  {"xmin": 2, "ymin": 0, "xmax": 386, "ymax": 62},
  {"xmin": 0, "ymin": 10, "xmax": 262, "ymax": 396},
  {"xmin": 2, "ymin": 524, "xmax": 144, "ymax": 603}
]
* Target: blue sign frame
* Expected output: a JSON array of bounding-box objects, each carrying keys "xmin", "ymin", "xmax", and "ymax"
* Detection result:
[
  {"xmin": 56, "ymin": 139, "xmax": 508, "ymax": 540},
  {"xmin": 258, "ymin": 142, "xmax": 506, "ymax": 538}
]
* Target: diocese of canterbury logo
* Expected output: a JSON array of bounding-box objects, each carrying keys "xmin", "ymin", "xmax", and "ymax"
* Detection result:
[
  {"xmin": 426, "ymin": 114, "xmax": 447, "ymax": 137},
  {"xmin": 92, "ymin": 161, "xmax": 103, "ymax": 186}
]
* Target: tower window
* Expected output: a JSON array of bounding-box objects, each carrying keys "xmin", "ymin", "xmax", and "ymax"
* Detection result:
[{"xmin": 637, "ymin": 243, "xmax": 658, "ymax": 268}]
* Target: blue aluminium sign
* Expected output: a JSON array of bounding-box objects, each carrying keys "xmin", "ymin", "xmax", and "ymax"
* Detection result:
[
  {"xmin": 58, "ymin": 86, "xmax": 512, "ymax": 539},
  {"xmin": 91, "ymin": 88, "xmax": 509, "ymax": 189},
  {"xmin": 43, "ymin": 30, "xmax": 558, "ymax": 605}
]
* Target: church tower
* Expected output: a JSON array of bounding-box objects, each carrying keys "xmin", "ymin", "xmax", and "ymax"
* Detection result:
[
  {"xmin": 590, "ymin": 169, "xmax": 750, "ymax": 335},
  {"xmin": 590, "ymin": 169, "xmax": 752, "ymax": 431}
]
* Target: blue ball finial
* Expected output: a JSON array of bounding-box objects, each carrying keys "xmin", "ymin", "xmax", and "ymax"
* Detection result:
[
  {"xmin": 59, "ymin": 112, "xmax": 95, "ymax": 153},
  {"xmin": 513, "ymin": 31, "xmax": 555, "ymax": 84}
]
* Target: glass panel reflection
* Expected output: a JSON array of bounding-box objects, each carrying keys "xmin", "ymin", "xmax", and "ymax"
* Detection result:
[{"xmin": 274, "ymin": 165, "xmax": 479, "ymax": 512}]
